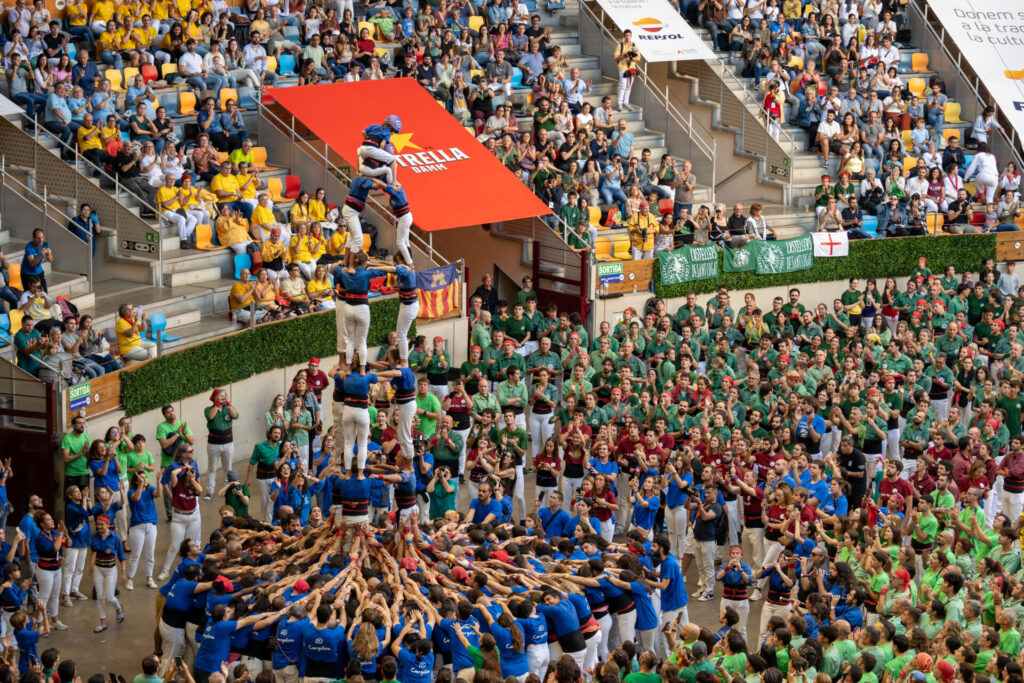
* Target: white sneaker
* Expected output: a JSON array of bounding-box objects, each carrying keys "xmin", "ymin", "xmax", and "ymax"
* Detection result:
[
  {"xmin": 749, "ymin": 589, "xmax": 762, "ymax": 602},
  {"xmin": 125, "ymin": 579, "xmax": 134, "ymax": 591},
  {"xmin": 62, "ymin": 597, "xmax": 73, "ymax": 608},
  {"xmin": 203, "ymin": 494, "xmax": 212, "ymax": 501},
  {"xmin": 52, "ymin": 620, "xmax": 69, "ymax": 630},
  {"xmin": 156, "ymin": 570, "xmax": 170, "ymax": 582},
  {"xmin": 146, "ymin": 577, "xmax": 158, "ymax": 589}
]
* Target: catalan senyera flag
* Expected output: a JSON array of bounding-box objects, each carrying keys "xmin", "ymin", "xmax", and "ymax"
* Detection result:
[{"xmin": 416, "ymin": 264, "xmax": 460, "ymax": 319}]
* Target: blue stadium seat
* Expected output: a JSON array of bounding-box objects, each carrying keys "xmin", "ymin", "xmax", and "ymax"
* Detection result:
[
  {"xmin": 278, "ymin": 54, "xmax": 297, "ymax": 76},
  {"xmin": 236, "ymin": 86, "xmax": 258, "ymax": 109},
  {"xmin": 862, "ymin": 216, "xmax": 879, "ymax": 237},
  {"xmin": 160, "ymin": 92, "xmax": 178, "ymax": 115},
  {"xmin": 510, "ymin": 67, "xmax": 526, "ymax": 89},
  {"xmin": 234, "ymin": 253, "xmax": 252, "ymax": 280}
]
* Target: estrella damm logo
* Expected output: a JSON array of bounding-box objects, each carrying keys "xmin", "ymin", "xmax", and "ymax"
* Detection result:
[{"xmin": 390, "ymin": 132, "xmax": 470, "ymax": 175}]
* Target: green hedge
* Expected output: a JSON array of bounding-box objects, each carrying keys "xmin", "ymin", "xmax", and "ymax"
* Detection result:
[
  {"xmin": 120, "ymin": 298, "xmax": 408, "ymax": 416},
  {"xmin": 652, "ymin": 235, "xmax": 996, "ymax": 299}
]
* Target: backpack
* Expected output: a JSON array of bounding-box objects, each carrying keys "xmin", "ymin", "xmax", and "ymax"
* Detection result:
[
  {"xmin": 56, "ymin": 295, "xmax": 79, "ymax": 320},
  {"xmin": 246, "ymin": 241, "xmax": 263, "ymax": 271},
  {"xmin": 714, "ymin": 502, "xmax": 729, "ymax": 546}
]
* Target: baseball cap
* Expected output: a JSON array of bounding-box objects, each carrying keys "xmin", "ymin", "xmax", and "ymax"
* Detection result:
[
  {"xmin": 271, "ymin": 227, "xmax": 282, "ymax": 235},
  {"xmin": 293, "ymin": 579, "xmax": 310, "ymax": 594}
]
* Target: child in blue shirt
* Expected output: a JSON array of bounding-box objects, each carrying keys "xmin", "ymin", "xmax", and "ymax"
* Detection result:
[{"xmin": 12, "ymin": 611, "xmax": 43, "ymax": 674}]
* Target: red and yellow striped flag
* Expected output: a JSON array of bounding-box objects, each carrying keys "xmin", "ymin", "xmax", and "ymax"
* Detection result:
[{"xmin": 416, "ymin": 264, "xmax": 460, "ymax": 319}]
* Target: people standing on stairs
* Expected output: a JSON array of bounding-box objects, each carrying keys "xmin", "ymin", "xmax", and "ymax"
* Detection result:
[{"xmin": 613, "ymin": 29, "xmax": 639, "ymax": 112}]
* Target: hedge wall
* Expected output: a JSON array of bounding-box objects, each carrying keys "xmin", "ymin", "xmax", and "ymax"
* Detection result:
[
  {"xmin": 120, "ymin": 298, "xmax": 407, "ymax": 417},
  {"xmin": 652, "ymin": 235, "xmax": 996, "ymax": 299}
]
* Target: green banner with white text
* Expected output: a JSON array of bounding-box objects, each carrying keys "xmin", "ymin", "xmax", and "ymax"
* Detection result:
[
  {"xmin": 753, "ymin": 235, "xmax": 814, "ymax": 275},
  {"xmin": 657, "ymin": 244, "xmax": 719, "ymax": 286}
]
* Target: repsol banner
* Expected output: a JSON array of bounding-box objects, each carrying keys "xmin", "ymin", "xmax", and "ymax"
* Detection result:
[{"xmin": 595, "ymin": 0, "xmax": 717, "ymax": 62}]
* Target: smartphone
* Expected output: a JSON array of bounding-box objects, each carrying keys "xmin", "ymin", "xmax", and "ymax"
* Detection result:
[{"xmin": 175, "ymin": 657, "xmax": 183, "ymax": 667}]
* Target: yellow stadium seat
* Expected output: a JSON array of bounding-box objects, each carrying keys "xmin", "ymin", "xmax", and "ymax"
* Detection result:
[
  {"xmin": 374, "ymin": 47, "xmax": 390, "ymax": 60},
  {"xmin": 787, "ymin": 55, "xmax": 803, "ymax": 70},
  {"xmin": 468, "ymin": 15, "xmax": 484, "ymax": 33},
  {"xmin": 362, "ymin": 234, "xmax": 371, "ymax": 252},
  {"xmin": 194, "ymin": 224, "xmax": 227, "ymax": 251},
  {"xmin": 8, "ymin": 309, "xmax": 24, "ymax": 337},
  {"xmin": 105, "ymin": 68, "xmax": 124, "ymax": 92},
  {"xmin": 911, "ymin": 52, "xmax": 929, "ymax": 74},
  {"xmin": 944, "ymin": 101, "xmax": 965, "ymax": 125},
  {"xmin": 358, "ymin": 21, "xmax": 375, "ymax": 38},
  {"xmin": 907, "ymin": 77, "xmax": 926, "ymax": 98},
  {"xmin": 265, "ymin": 55, "xmax": 277, "ymax": 75},
  {"xmin": 1016, "ymin": 215, "xmax": 1024, "ymax": 230},
  {"xmin": 179, "ymin": 90, "xmax": 197, "ymax": 115},
  {"xmin": 123, "ymin": 66, "xmax": 139, "ymax": 85},
  {"xmin": 965, "ymin": 181, "xmax": 977, "ymax": 197},
  {"xmin": 588, "ymin": 206, "xmax": 601, "ymax": 227},
  {"xmin": 470, "ymin": 69, "xmax": 484, "ymax": 82},
  {"xmin": 7, "ymin": 263, "xmax": 21, "ymax": 290},
  {"xmin": 217, "ymin": 151, "xmax": 229, "ymax": 164},
  {"xmin": 901, "ymin": 130, "xmax": 913, "ymax": 148},
  {"xmin": 612, "ymin": 235, "xmax": 631, "ymax": 260},
  {"xmin": 942, "ymin": 128, "xmax": 961, "ymax": 144},
  {"xmin": 902, "ymin": 156, "xmax": 919, "ymax": 175},
  {"xmin": 595, "ymin": 237, "xmax": 613, "ymax": 262},
  {"xmin": 219, "ymin": 87, "xmax": 238, "ymax": 110},
  {"xmin": 925, "ymin": 212, "xmax": 944, "ymax": 235},
  {"xmin": 266, "ymin": 177, "xmax": 288, "ymax": 203},
  {"xmin": 252, "ymin": 146, "xmax": 269, "ymax": 169},
  {"xmin": 161, "ymin": 62, "xmax": 178, "ymax": 78}
]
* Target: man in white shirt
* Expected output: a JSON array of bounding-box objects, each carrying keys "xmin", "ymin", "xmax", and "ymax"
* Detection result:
[
  {"xmin": 878, "ymin": 35, "xmax": 899, "ymax": 70},
  {"xmin": 562, "ymin": 68, "xmax": 591, "ymax": 115},
  {"xmin": 242, "ymin": 31, "xmax": 279, "ymax": 85},
  {"xmin": 905, "ymin": 165, "xmax": 932, "ymax": 210},
  {"xmin": 7, "ymin": 0, "xmax": 31, "ymax": 38},
  {"xmin": 179, "ymin": 40, "xmax": 226, "ymax": 95},
  {"xmin": 593, "ymin": 96, "xmax": 615, "ymax": 138},
  {"xmin": 815, "ymin": 110, "xmax": 841, "ymax": 162}
]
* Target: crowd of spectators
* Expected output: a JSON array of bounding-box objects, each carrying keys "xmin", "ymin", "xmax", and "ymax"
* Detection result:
[{"xmin": 676, "ymin": 0, "xmax": 1023, "ymax": 237}]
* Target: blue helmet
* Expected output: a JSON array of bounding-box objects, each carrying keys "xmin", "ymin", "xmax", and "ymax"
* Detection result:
[{"xmin": 384, "ymin": 114, "xmax": 402, "ymax": 132}]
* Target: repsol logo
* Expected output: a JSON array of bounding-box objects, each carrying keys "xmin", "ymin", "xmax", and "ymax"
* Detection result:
[{"xmin": 636, "ymin": 33, "xmax": 686, "ymax": 40}]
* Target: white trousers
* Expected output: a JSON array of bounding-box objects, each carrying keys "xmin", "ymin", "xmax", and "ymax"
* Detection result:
[
  {"xmin": 656, "ymin": 607, "xmax": 687, "ymax": 659},
  {"xmin": 344, "ymin": 304, "xmax": 371, "ymax": 365},
  {"xmin": 357, "ymin": 145, "xmax": 396, "ymax": 183},
  {"xmin": 596, "ymin": 613, "xmax": 613, "ymax": 659},
  {"xmin": 397, "ymin": 300, "xmax": 418, "ymax": 361},
  {"xmin": 617, "ymin": 71, "xmax": 634, "ymax": 107},
  {"xmin": 758, "ymin": 601, "xmax": 792, "ymax": 643},
  {"xmin": 396, "ymin": 399, "xmax": 417, "ymax": 460},
  {"xmin": 1000, "ymin": 488, "xmax": 1023, "ymax": 523},
  {"xmin": 163, "ymin": 210, "xmax": 198, "ymax": 241},
  {"xmin": 295, "ymin": 260, "xmax": 316, "ymax": 280},
  {"xmin": 513, "ymin": 464, "xmax": 526, "ymax": 522},
  {"xmin": 257, "ymin": 478, "xmax": 274, "ymax": 522},
  {"xmin": 161, "ymin": 508, "xmax": 201, "ymax": 574},
  {"xmin": 396, "ymin": 212, "xmax": 413, "ymax": 263},
  {"xmin": 722, "ymin": 597, "xmax": 750, "ymax": 641},
  {"xmin": 584, "ymin": 631, "xmax": 601, "ymax": 671},
  {"xmin": 127, "ymin": 523, "xmax": 157, "ymax": 579},
  {"xmin": 342, "ymin": 405, "xmax": 371, "ymax": 470},
  {"xmin": 528, "ymin": 411, "xmax": 554, "ymax": 461},
  {"xmin": 526, "ymin": 644, "xmax": 549, "ymax": 676},
  {"xmin": 742, "ymin": 526, "xmax": 765, "ymax": 569},
  {"xmin": 932, "ymin": 397, "xmax": 950, "ymax": 421},
  {"xmin": 665, "ymin": 505, "xmax": 687, "ymax": 558},
  {"xmin": 695, "ymin": 540, "xmax": 717, "ymax": 596},
  {"xmin": 61, "ymin": 546, "xmax": 87, "ymax": 596},
  {"xmin": 612, "ymin": 609, "xmax": 636, "ymax": 650},
  {"xmin": 158, "ymin": 622, "xmax": 186, "ymax": 674},
  {"xmin": 206, "ymin": 442, "xmax": 234, "ymax": 493},
  {"xmin": 37, "ymin": 567, "xmax": 62, "ymax": 619},
  {"xmin": 341, "ymin": 205, "xmax": 363, "ymax": 250},
  {"xmin": 336, "ymin": 300, "xmax": 349, "ymax": 359},
  {"xmin": 561, "ymin": 476, "xmax": 582, "ymax": 511},
  {"xmin": 94, "ymin": 564, "xmax": 121, "ymax": 621}
]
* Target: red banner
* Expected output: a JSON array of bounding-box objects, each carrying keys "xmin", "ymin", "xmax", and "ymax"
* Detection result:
[{"xmin": 266, "ymin": 80, "xmax": 553, "ymax": 232}]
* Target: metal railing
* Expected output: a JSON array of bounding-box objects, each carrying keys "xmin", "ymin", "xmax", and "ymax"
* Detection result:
[
  {"xmin": 0, "ymin": 156, "xmax": 93, "ymax": 287},
  {"xmin": 257, "ymin": 97, "xmax": 592, "ymax": 260},
  {"xmin": 578, "ymin": 1, "xmax": 719, "ymax": 199},
  {"xmin": 20, "ymin": 112, "xmax": 166, "ymax": 270},
  {"xmin": 907, "ymin": 0, "xmax": 1024, "ymax": 174}
]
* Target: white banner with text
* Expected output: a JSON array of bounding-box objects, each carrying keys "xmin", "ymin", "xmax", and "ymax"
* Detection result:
[{"xmin": 594, "ymin": 0, "xmax": 717, "ymax": 62}]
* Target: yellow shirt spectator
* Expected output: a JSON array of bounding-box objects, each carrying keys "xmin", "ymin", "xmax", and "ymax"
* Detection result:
[
  {"xmin": 307, "ymin": 278, "xmax": 333, "ymax": 301},
  {"xmin": 178, "ymin": 185, "xmax": 200, "ymax": 209},
  {"xmin": 261, "ymin": 239, "xmax": 287, "ymax": 264},
  {"xmin": 211, "ymin": 172, "xmax": 240, "ymax": 202},
  {"xmin": 327, "ymin": 231, "xmax": 347, "ymax": 257},
  {"xmin": 235, "ymin": 172, "xmax": 257, "ymax": 200},
  {"xmin": 216, "ymin": 215, "xmax": 251, "ymax": 247},
  {"xmin": 117, "ymin": 26, "xmax": 137, "ymax": 49},
  {"xmin": 151, "ymin": 0, "xmax": 170, "ymax": 20},
  {"xmin": 252, "ymin": 204, "xmax": 276, "ymax": 227},
  {"xmin": 155, "ymin": 185, "xmax": 182, "ymax": 211},
  {"xmin": 115, "ymin": 315, "xmax": 143, "ymax": 355},
  {"xmin": 134, "ymin": 24, "xmax": 157, "ymax": 49},
  {"xmin": 68, "ymin": 2, "xmax": 88, "ymax": 26},
  {"xmin": 172, "ymin": 0, "xmax": 190, "ymax": 18},
  {"xmin": 77, "ymin": 125, "xmax": 103, "ymax": 152},
  {"xmin": 289, "ymin": 234, "xmax": 315, "ymax": 262},
  {"xmin": 229, "ymin": 279, "xmax": 255, "ymax": 312},
  {"xmin": 626, "ymin": 211, "xmax": 658, "ymax": 249},
  {"xmin": 184, "ymin": 21, "xmax": 203, "ymax": 40},
  {"xmin": 308, "ymin": 199, "xmax": 328, "ymax": 222},
  {"xmin": 91, "ymin": 0, "xmax": 116, "ymax": 23},
  {"xmin": 288, "ymin": 203, "xmax": 310, "ymax": 226},
  {"xmin": 97, "ymin": 30, "xmax": 119, "ymax": 52}
]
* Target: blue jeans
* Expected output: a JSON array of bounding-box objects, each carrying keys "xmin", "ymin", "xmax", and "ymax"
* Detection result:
[
  {"xmin": 76, "ymin": 356, "xmax": 106, "ymax": 377},
  {"xmin": 13, "ymin": 92, "xmax": 47, "ymax": 119},
  {"xmin": 600, "ymin": 186, "xmax": 628, "ymax": 213},
  {"xmin": 88, "ymin": 353, "xmax": 122, "ymax": 373},
  {"xmin": 996, "ymin": 223, "xmax": 1020, "ymax": 232},
  {"xmin": 847, "ymin": 228, "xmax": 873, "ymax": 239},
  {"xmin": 101, "ymin": 50, "xmax": 123, "ymax": 70},
  {"xmin": 186, "ymin": 74, "xmax": 226, "ymax": 94},
  {"xmin": 0, "ymin": 285, "xmax": 18, "ymax": 311},
  {"xmin": 218, "ymin": 199, "xmax": 253, "ymax": 220},
  {"xmin": 926, "ymin": 107, "xmax": 944, "ymax": 133},
  {"xmin": 67, "ymin": 24, "xmax": 93, "ymax": 43},
  {"xmin": 46, "ymin": 120, "xmax": 74, "ymax": 149}
]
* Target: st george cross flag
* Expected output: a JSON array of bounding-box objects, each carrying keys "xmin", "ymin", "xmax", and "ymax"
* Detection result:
[
  {"xmin": 416, "ymin": 264, "xmax": 461, "ymax": 319},
  {"xmin": 811, "ymin": 232, "xmax": 849, "ymax": 257}
]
